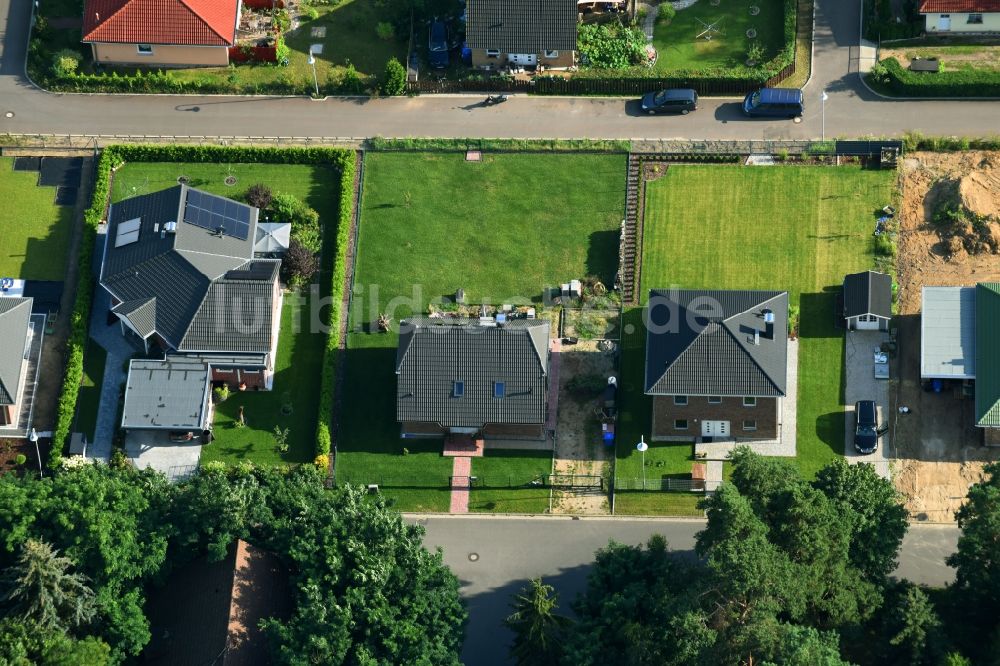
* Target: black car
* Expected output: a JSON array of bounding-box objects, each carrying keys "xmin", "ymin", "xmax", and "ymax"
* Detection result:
[
  {"xmin": 429, "ymin": 20, "xmax": 450, "ymax": 69},
  {"xmin": 640, "ymin": 88, "xmax": 698, "ymax": 115},
  {"xmin": 854, "ymin": 400, "xmax": 879, "ymax": 454}
]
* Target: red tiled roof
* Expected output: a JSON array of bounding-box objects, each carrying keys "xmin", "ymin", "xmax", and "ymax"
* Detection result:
[
  {"xmin": 919, "ymin": 0, "xmax": 1000, "ymax": 12},
  {"xmin": 82, "ymin": 0, "xmax": 238, "ymax": 46}
]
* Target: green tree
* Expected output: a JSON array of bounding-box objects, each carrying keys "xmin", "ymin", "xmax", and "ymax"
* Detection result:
[
  {"xmin": 948, "ymin": 462, "xmax": 1000, "ymax": 617},
  {"xmin": 0, "ymin": 539, "xmax": 95, "ymax": 631},
  {"xmin": 881, "ymin": 583, "xmax": 943, "ymax": 665},
  {"xmin": 759, "ymin": 624, "xmax": 853, "ymax": 666},
  {"xmin": 382, "ymin": 57, "xmax": 407, "ymax": 96},
  {"xmin": 504, "ymin": 578, "xmax": 570, "ymax": 665},
  {"xmin": 813, "ymin": 458, "xmax": 908, "ymax": 581},
  {"xmin": 0, "ymin": 617, "xmax": 111, "ymax": 666}
]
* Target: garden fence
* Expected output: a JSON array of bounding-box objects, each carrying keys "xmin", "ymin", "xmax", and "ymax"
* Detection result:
[
  {"xmin": 615, "ymin": 477, "xmax": 706, "ymax": 492},
  {"xmin": 405, "ymin": 63, "xmax": 796, "ymax": 97},
  {"xmin": 337, "ymin": 474, "xmax": 547, "ymax": 490}
]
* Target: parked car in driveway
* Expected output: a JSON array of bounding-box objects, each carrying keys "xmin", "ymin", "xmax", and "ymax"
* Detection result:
[
  {"xmin": 640, "ymin": 88, "xmax": 698, "ymax": 115},
  {"xmin": 429, "ymin": 20, "xmax": 450, "ymax": 69},
  {"xmin": 854, "ymin": 400, "xmax": 879, "ymax": 454},
  {"xmin": 742, "ymin": 87, "xmax": 804, "ymax": 118}
]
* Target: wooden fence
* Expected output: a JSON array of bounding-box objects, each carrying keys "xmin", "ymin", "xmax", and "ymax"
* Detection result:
[{"xmin": 406, "ymin": 62, "xmax": 795, "ymax": 96}]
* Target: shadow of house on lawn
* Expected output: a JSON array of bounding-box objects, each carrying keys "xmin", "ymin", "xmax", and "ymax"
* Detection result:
[
  {"xmin": 798, "ymin": 290, "xmax": 843, "ymax": 339},
  {"xmin": 585, "ymin": 229, "xmax": 620, "ymax": 286}
]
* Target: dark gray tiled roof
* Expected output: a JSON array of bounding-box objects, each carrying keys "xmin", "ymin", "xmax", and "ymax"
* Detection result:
[
  {"xmin": 645, "ymin": 289, "xmax": 788, "ymax": 397},
  {"xmin": 121, "ymin": 358, "xmax": 210, "ymax": 430},
  {"xmin": 396, "ymin": 317, "xmax": 550, "ymax": 428},
  {"xmin": 466, "ymin": 0, "xmax": 578, "ymax": 52},
  {"xmin": 843, "ymin": 271, "xmax": 892, "ymax": 318},
  {"xmin": 112, "ymin": 298, "xmax": 157, "ymax": 338},
  {"xmin": 179, "ymin": 261, "xmax": 280, "ymax": 353},
  {"xmin": 101, "ymin": 187, "xmax": 276, "ymax": 352},
  {"xmin": 0, "ymin": 298, "xmax": 32, "ymax": 406}
]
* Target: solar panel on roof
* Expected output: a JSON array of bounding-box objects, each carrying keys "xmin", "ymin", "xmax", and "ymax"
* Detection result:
[{"xmin": 182, "ymin": 189, "xmax": 252, "ymax": 241}]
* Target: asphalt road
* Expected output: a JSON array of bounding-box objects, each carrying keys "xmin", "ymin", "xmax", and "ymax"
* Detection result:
[
  {"xmin": 0, "ymin": 0, "xmax": 997, "ymax": 140},
  {"xmin": 412, "ymin": 515, "xmax": 959, "ymax": 666}
]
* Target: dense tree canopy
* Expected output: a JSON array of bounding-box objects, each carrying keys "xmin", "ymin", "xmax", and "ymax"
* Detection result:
[
  {"xmin": 0, "ymin": 463, "xmax": 466, "ymax": 665},
  {"xmin": 559, "ymin": 448, "xmax": 917, "ymax": 666}
]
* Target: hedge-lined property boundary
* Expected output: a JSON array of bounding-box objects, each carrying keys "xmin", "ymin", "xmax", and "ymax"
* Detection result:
[
  {"xmin": 50, "ymin": 145, "xmax": 354, "ymax": 468},
  {"xmin": 315, "ymin": 154, "xmax": 356, "ymax": 463},
  {"xmin": 367, "ymin": 137, "xmax": 631, "ymax": 152},
  {"xmin": 868, "ymin": 58, "xmax": 1000, "ymax": 98}
]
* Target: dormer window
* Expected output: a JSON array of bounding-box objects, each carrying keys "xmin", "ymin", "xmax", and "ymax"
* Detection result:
[
  {"xmin": 453, "ymin": 381, "xmax": 464, "ymax": 397},
  {"xmin": 493, "ymin": 381, "xmax": 506, "ymax": 398}
]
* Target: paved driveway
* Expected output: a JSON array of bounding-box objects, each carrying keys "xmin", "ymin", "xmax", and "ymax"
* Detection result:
[
  {"xmin": 125, "ymin": 431, "xmax": 201, "ymax": 481},
  {"xmin": 844, "ymin": 330, "xmax": 891, "ymax": 478}
]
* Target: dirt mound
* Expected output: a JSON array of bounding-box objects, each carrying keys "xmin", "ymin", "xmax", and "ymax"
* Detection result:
[{"xmin": 959, "ymin": 170, "xmax": 1000, "ymax": 220}]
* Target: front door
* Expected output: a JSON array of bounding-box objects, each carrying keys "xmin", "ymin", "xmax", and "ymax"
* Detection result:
[
  {"xmin": 702, "ymin": 420, "xmax": 731, "ymax": 437},
  {"xmin": 938, "ymin": 14, "xmax": 951, "ymax": 30}
]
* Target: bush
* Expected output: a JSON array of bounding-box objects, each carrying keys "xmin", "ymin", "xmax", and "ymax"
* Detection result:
[
  {"xmin": 214, "ymin": 385, "xmax": 230, "ymax": 403},
  {"xmin": 874, "ymin": 234, "xmax": 896, "ymax": 258},
  {"xmin": 269, "ymin": 193, "xmax": 321, "ymax": 253},
  {"xmin": 382, "ymin": 57, "xmax": 406, "ymax": 96},
  {"xmin": 657, "ymin": 4, "xmax": 676, "ymax": 23},
  {"xmin": 14, "ymin": 454, "xmax": 26, "ymax": 466},
  {"xmin": 869, "ymin": 57, "xmax": 1000, "ymax": 98},
  {"xmin": 339, "ymin": 64, "xmax": 365, "ymax": 94},
  {"xmin": 275, "ymin": 35, "xmax": 290, "ymax": 66},
  {"xmin": 376, "ymin": 21, "xmax": 395, "ymax": 41},
  {"xmin": 578, "ymin": 21, "xmax": 649, "ymax": 69},
  {"xmin": 282, "ymin": 239, "xmax": 320, "ymax": 286},
  {"xmin": 244, "ymin": 183, "xmax": 273, "ymax": 209},
  {"xmin": 51, "ymin": 49, "xmax": 80, "ymax": 77}
]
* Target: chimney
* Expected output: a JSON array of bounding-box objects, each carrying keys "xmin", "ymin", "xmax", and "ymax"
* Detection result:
[{"xmin": 754, "ymin": 329, "xmax": 760, "ymax": 346}]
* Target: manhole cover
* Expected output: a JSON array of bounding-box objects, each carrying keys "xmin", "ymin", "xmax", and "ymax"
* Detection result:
[
  {"xmin": 746, "ymin": 28, "xmax": 757, "ymax": 38},
  {"xmin": 224, "ymin": 175, "xmax": 238, "ymax": 186},
  {"xmin": 468, "ymin": 553, "xmax": 480, "ymax": 562},
  {"xmin": 4, "ymin": 111, "xmax": 13, "ymax": 118},
  {"xmin": 749, "ymin": 5, "xmax": 761, "ymax": 15},
  {"xmin": 177, "ymin": 175, "xmax": 189, "ymax": 184}
]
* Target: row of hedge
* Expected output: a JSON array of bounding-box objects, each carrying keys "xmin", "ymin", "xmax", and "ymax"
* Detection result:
[
  {"xmin": 867, "ymin": 58, "xmax": 1000, "ymax": 98},
  {"xmin": 366, "ymin": 137, "xmax": 631, "ymax": 152},
  {"xmin": 315, "ymin": 154, "xmax": 357, "ymax": 464},
  {"xmin": 51, "ymin": 145, "xmax": 355, "ymax": 468},
  {"xmin": 899, "ymin": 131, "xmax": 1000, "ymax": 152}
]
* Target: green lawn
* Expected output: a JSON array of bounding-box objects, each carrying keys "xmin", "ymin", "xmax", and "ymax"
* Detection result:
[
  {"xmin": 201, "ymin": 294, "xmax": 324, "ymax": 466},
  {"xmin": 652, "ymin": 0, "xmax": 785, "ymax": 72},
  {"xmin": 74, "ymin": 340, "xmax": 107, "ymax": 445},
  {"xmin": 616, "ymin": 165, "xmax": 895, "ymax": 499},
  {"xmin": 165, "ymin": 0, "xmax": 406, "ymax": 92},
  {"xmin": 614, "ymin": 491, "xmax": 704, "ymax": 516},
  {"xmin": 111, "ymin": 161, "xmax": 342, "ymax": 467},
  {"xmin": 0, "ymin": 158, "xmax": 75, "ymax": 281},
  {"xmin": 469, "ymin": 450, "xmax": 552, "ymax": 514},
  {"xmin": 337, "ymin": 152, "xmax": 626, "ymax": 512}
]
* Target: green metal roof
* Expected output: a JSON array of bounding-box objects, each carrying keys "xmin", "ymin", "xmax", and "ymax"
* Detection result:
[{"xmin": 976, "ymin": 283, "xmax": 1000, "ymax": 427}]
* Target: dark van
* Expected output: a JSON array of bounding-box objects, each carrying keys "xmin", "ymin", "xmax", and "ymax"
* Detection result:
[
  {"xmin": 742, "ymin": 88, "xmax": 804, "ymax": 118},
  {"xmin": 853, "ymin": 400, "xmax": 879, "ymax": 455},
  {"xmin": 640, "ymin": 88, "xmax": 698, "ymax": 115}
]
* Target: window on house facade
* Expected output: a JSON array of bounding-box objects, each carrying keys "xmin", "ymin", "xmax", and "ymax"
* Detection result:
[
  {"xmin": 743, "ymin": 420, "xmax": 757, "ymax": 431},
  {"xmin": 743, "ymin": 397, "xmax": 757, "ymax": 407},
  {"xmin": 486, "ymin": 49, "xmax": 500, "ymax": 58},
  {"xmin": 674, "ymin": 395, "xmax": 688, "ymax": 405},
  {"xmin": 453, "ymin": 381, "xmax": 464, "ymax": 397},
  {"xmin": 494, "ymin": 381, "xmax": 506, "ymax": 398},
  {"xmin": 708, "ymin": 396, "xmax": 722, "ymax": 404},
  {"xmin": 674, "ymin": 419, "xmax": 688, "ymax": 430},
  {"xmin": 544, "ymin": 50, "xmax": 559, "ymax": 58},
  {"xmin": 968, "ymin": 13, "xmax": 983, "ymax": 23},
  {"xmin": 137, "ymin": 44, "xmax": 154, "ymax": 55}
]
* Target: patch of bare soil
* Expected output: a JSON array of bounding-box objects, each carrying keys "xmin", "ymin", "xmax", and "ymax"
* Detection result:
[
  {"xmin": 551, "ymin": 340, "xmax": 616, "ymax": 515},
  {"xmin": 881, "ymin": 46, "xmax": 1000, "ymax": 72},
  {"xmin": 893, "ymin": 151, "xmax": 1000, "ymax": 522}
]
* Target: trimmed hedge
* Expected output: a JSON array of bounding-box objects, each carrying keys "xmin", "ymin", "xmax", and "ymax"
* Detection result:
[
  {"xmin": 868, "ymin": 57, "xmax": 1000, "ymax": 98},
  {"xmin": 367, "ymin": 137, "xmax": 631, "ymax": 152},
  {"xmin": 51, "ymin": 145, "xmax": 354, "ymax": 467},
  {"xmin": 315, "ymin": 154, "xmax": 357, "ymax": 458}
]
